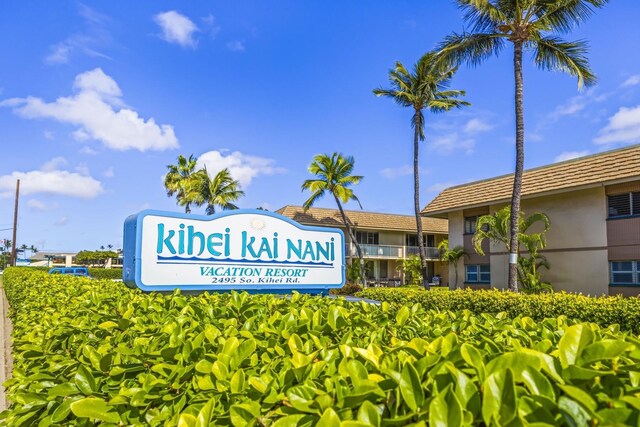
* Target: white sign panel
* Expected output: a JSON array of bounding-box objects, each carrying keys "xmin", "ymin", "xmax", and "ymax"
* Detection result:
[{"xmin": 123, "ymin": 209, "xmax": 345, "ymax": 293}]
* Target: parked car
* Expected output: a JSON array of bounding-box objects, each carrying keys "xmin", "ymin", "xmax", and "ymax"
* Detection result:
[{"xmin": 48, "ymin": 267, "xmax": 91, "ymax": 277}]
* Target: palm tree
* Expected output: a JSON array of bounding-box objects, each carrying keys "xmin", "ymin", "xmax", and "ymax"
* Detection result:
[
  {"xmin": 374, "ymin": 51, "xmax": 469, "ymax": 290},
  {"xmin": 437, "ymin": 0, "xmax": 605, "ymax": 291},
  {"xmin": 165, "ymin": 154, "xmax": 198, "ymax": 213},
  {"xmin": 302, "ymin": 153, "xmax": 366, "ymax": 287},
  {"xmin": 29, "ymin": 245, "xmax": 38, "ymax": 257},
  {"xmin": 107, "ymin": 244, "xmax": 114, "ymax": 251},
  {"xmin": 438, "ymin": 239, "xmax": 468, "ymax": 289},
  {"xmin": 19, "ymin": 244, "xmax": 28, "ymax": 258},
  {"xmin": 190, "ymin": 167, "xmax": 244, "ymax": 215},
  {"xmin": 473, "ymin": 206, "xmax": 550, "ymax": 256}
]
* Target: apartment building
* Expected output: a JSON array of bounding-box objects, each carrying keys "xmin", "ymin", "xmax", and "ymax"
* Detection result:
[
  {"xmin": 276, "ymin": 205, "xmax": 449, "ymax": 286},
  {"xmin": 422, "ymin": 144, "xmax": 640, "ymax": 296}
]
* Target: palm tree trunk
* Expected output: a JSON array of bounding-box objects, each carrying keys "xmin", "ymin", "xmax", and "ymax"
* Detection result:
[
  {"xmin": 508, "ymin": 41, "xmax": 525, "ymax": 293},
  {"xmin": 334, "ymin": 195, "xmax": 366, "ymax": 288},
  {"xmin": 413, "ymin": 111, "xmax": 430, "ymax": 290}
]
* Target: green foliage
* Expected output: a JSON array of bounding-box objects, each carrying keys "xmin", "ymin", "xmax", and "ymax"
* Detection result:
[
  {"xmin": 474, "ymin": 207, "xmax": 553, "ymax": 293},
  {"xmin": 437, "ymin": 240, "xmax": 467, "ymax": 289},
  {"xmin": 75, "ymin": 250, "xmax": 118, "ymax": 266},
  {"xmin": 2, "ymin": 268, "xmax": 640, "ymax": 426},
  {"xmin": 345, "ymin": 259, "xmax": 366, "ymax": 285},
  {"xmin": 329, "ymin": 283, "xmax": 362, "ymax": 296},
  {"xmin": 357, "ymin": 287, "xmax": 640, "ymax": 334},
  {"xmin": 396, "ymin": 255, "xmax": 422, "ymax": 286}
]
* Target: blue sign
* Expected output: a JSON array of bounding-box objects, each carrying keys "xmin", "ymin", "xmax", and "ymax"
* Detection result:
[{"xmin": 123, "ymin": 209, "xmax": 345, "ymax": 294}]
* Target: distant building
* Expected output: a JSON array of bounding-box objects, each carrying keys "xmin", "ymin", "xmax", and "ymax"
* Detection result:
[
  {"xmin": 422, "ymin": 144, "xmax": 640, "ymax": 296},
  {"xmin": 277, "ymin": 205, "xmax": 449, "ymax": 286}
]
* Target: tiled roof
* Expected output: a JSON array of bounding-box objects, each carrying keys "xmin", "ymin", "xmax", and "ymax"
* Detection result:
[
  {"xmin": 423, "ymin": 144, "xmax": 640, "ymax": 216},
  {"xmin": 276, "ymin": 205, "xmax": 448, "ymax": 234}
]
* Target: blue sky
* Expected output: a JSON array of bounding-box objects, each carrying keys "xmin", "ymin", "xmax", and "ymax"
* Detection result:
[{"xmin": 1, "ymin": 1, "xmax": 639, "ymax": 252}]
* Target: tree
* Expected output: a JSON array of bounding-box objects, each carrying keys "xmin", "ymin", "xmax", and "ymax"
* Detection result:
[
  {"xmin": 165, "ymin": 154, "xmax": 199, "ymax": 213},
  {"xmin": 437, "ymin": 0, "xmax": 605, "ymax": 290},
  {"xmin": 190, "ymin": 167, "xmax": 244, "ymax": 215},
  {"xmin": 473, "ymin": 206, "xmax": 551, "ymax": 292},
  {"xmin": 396, "ymin": 255, "xmax": 423, "ymax": 286},
  {"xmin": 374, "ymin": 51, "xmax": 469, "ymax": 290},
  {"xmin": 473, "ymin": 206, "xmax": 550, "ymax": 255},
  {"xmin": 302, "ymin": 153, "xmax": 366, "ymax": 288},
  {"xmin": 438, "ymin": 239, "xmax": 468, "ymax": 289}
]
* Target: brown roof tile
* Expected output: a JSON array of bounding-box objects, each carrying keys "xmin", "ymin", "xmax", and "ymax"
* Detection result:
[
  {"xmin": 423, "ymin": 144, "xmax": 640, "ymax": 216},
  {"xmin": 276, "ymin": 205, "xmax": 448, "ymax": 234}
]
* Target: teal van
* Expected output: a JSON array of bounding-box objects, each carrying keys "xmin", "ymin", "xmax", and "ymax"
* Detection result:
[{"xmin": 48, "ymin": 267, "xmax": 90, "ymax": 277}]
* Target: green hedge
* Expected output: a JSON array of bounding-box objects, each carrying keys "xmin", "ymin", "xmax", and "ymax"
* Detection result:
[
  {"xmin": 12, "ymin": 266, "xmax": 122, "ymax": 279},
  {"xmin": 356, "ymin": 287, "xmax": 640, "ymax": 334},
  {"xmin": 1, "ymin": 268, "xmax": 640, "ymax": 425}
]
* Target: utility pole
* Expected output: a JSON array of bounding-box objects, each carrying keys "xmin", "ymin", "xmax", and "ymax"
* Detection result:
[{"xmin": 10, "ymin": 179, "xmax": 19, "ymax": 267}]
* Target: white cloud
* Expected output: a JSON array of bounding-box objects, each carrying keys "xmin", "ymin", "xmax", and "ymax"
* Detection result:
[
  {"xmin": 1, "ymin": 68, "xmax": 179, "ymax": 151},
  {"xmin": 55, "ymin": 217, "xmax": 69, "ymax": 226},
  {"xmin": 44, "ymin": 130, "xmax": 55, "ymax": 140},
  {"xmin": 44, "ymin": 4, "xmax": 111, "ymax": 65},
  {"xmin": 622, "ymin": 75, "xmax": 640, "ymax": 87},
  {"xmin": 201, "ymin": 15, "xmax": 221, "ymax": 39},
  {"xmin": 427, "ymin": 182, "xmax": 457, "ymax": 193},
  {"xmin": 80, "ymin": 146, "xmax": 98, "ymax": 155},
  {"xmin": 75, "ymin": 163, "xmax": 90, "ymax": 176},
  {"xmin": 0, "ymin": 170, "xmax": 102, "ymax": 199},
  {"xmin": 594, "ymin": 106, "xmax": 640, "ymax": 145},
  {"xmin": 0, "ymin": 159, "xmax": 103, "ymax": 199},
  {"xmin": 226, "ymin": 41, "xmax": 245, "ymax": 52},
  {"xmin": 554, "ymin": 150, "xmax": 590, "ymax": 162},
  {"xmin": 196, "ymin": 150, "xmax": 285, "ymax": 187},
  {"xmin": 41, "ymin": 157, "xmax": 67, "ymax": 172},
  {"xmin": 463, "ymin": 118, "xmax": 493, "ymax": 134},
  {"xmin": 428, "ymin": 133, "xmax": 475, "ymax": 155},
  {"xmin": 27, "ymin": 199, "xmax": 48, "ymax": 211},
  {"xmin": 103, "ymin": 167, "xmax": 114, "ymax": 178},
  {"xmin": 380, "ymin": 165, "xmax": 414, "ymax": 179},
  {"xmin": 154, "ymin": 11, "xmax": 198, "ymax": 48}
]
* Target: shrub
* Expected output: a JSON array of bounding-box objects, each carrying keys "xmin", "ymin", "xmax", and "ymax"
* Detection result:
[
  {"xmin": 329, "ymin": 282, "xmax": 362, "ymax": 296},
  {"xmin": 356, "ymin": 287, "xmax": 640, "ymax": 333},
  {"xmin": 1, "ymin": 268, "xmax": 639, "ymax": 426}
]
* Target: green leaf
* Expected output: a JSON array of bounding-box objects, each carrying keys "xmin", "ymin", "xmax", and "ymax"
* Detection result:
[
  {"xmin": 196, "ymin": 398, "xmax": 215, "ymax": 427},
  {"xmin": 178, "ymin": 413, "xmax": 197, "ymax": 427},
  {"xmin": 48, "ymin": 383, "xmax": 80, "ymax": 397},
  {"xmin": 357, "ymin": 401, "xmax": 381, "ymax": 427},
  {"xmin": 460, "ymin": 343, "xmax": 486, "ymax": 381},
  {"xmin": 230, "ymin": 369, "xmax": 246, "ymax": 394},
  {"xmin": 482, "ymin": 369, "xmax": 517, "ymax": 426},
  {"xmin": 558, "ymin": 396, "xmax": 592, "ymax": 426},
  {"xmin": 399, "ymin": 362, "xmax": 424, "ymax": 412},
  {"xmin": 51, "ymin": 399, "xmax": 73, "ymax": 423},
  {"xmin": 230, "ymin": 402, "xmax": 261, "ymax": 427},
  {"xmin": 429, "ymin": 385, "xmax": 462, "ymax": 427},
  {"xmin": 579, "ymin": 340, "xmax": 632, "ymax": 365},
  {"xmin": 70, "ymin": 397, "xmax": 120, "ymax": 423},
  {"xmin": 317, "ymin": 408, "xmax": 340, "ymax": 427},
  {"xmin": 396, "ymin": 306, "xmax": 410, "ymax": 326},
  {"xmin": 558, "ymin": 324, "xmax": 595, "ymax": 368},
  {"xmin": 74, "ymin": 366, "xmax": 96, "ymax": 395}
]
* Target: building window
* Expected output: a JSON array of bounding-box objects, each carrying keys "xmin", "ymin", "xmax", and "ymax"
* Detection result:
[
  {"xmin": 355, "ymin": 231, "xmax": 379, "ymax": 245},
  {"xmin": 405, "ymin": 234, "xmax": 436, "ymax": 248},
  {"xmin": 608, "ymin": 192, "xmax": 640, "ymax": 218},
  {"xmin": 464, "ymin": 216, "xmax": 488, "ymax": 234},
  {"xmin": 466, "ymin": 264, "xmax": 490, "ymax": 283},
  {"xmin": 610, "ymin": 261, "xmax": 639, "ymax": 285}
]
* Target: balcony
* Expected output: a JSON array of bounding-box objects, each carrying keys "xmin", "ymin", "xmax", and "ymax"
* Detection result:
[{"xmin": 348, "ymin": 244, "xmax": 440, "ymax": 259}]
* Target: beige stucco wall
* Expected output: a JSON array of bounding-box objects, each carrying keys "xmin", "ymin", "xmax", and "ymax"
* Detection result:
[{"xmin": 487, "ymin": 187, "xmax": 609, "ymax": 294}]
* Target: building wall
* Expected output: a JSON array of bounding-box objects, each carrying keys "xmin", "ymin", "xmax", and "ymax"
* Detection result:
[{"xmin": 485, "ymin": 187, "xmax": 609, "ymax": 294}]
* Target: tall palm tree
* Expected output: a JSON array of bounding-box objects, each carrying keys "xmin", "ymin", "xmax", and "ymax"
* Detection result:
[
  {"xmin": 302, "ymin": 153, "xmax": 366, "ymax": 287},
  {"xmin": 438, "ymin": 239, "xmax": 468, "ymax": 289},
  {"xmin": 437, "ymin": 0, "xmax": 605, "ymax": 291},
  {"xmin": 19, "ymin": 244, "xmax": 28, "ymax": 258},
  {"xmin": 374, "ymin": 51, "xmax": 469, "ymax": 290},
  {"xmin": 165, "ymin": 154, "xmax": 198, "ymax": 213},
  {"xmin": 190, "ymin": 167, "xmax": 244, "ymax": 215}
]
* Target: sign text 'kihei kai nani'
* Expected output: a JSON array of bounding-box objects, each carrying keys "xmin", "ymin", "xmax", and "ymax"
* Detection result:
[{"xmin": 123, "ymin": 209, "xmax": 345, "ymax": 293}]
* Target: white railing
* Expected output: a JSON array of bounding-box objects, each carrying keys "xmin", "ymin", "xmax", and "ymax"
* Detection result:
[{"xmin": 348, "ymin": 244, "xmax": 440, "ymax": 259}]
